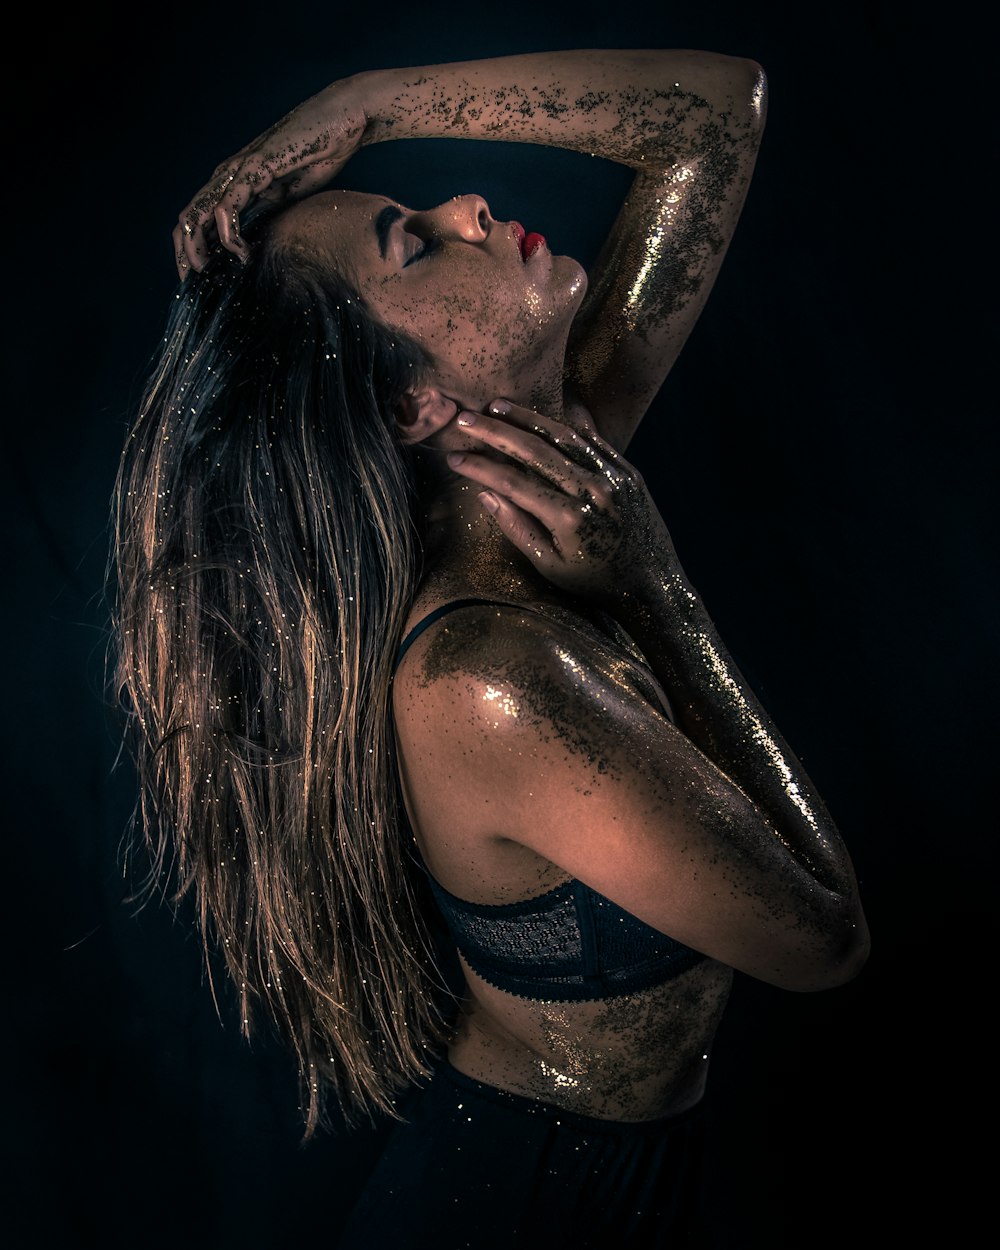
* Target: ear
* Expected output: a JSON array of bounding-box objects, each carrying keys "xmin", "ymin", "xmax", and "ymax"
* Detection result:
[{"xmin": 394, "ymin": 386, "xmax": 459, "ymax": 445}]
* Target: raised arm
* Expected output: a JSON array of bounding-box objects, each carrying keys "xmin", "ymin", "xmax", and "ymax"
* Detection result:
[
  {"xmin": 174, "ymin": 51, "xmax": 765, "ymax": 448},
  {"xmin": 357, "ymin": 51, "xmax": 767, "ymax": 449}
]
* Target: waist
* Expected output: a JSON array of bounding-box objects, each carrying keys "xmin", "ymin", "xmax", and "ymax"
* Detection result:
[
  {"xmin": 443, "ymin": 955, "xmax": 733, "ymax": 1122},
  {"xmin": 431, "ymin": 1053, "xmax": 709, "ymax": 1135}
]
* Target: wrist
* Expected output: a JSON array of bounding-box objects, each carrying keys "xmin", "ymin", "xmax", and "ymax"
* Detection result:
[
  {"xmin": 603, "ymin": 567, "xmax": 708, "ymax": 642},
  {"xmin": 348, "ymin": 68, "xmax": 400, "ymax": 146}
]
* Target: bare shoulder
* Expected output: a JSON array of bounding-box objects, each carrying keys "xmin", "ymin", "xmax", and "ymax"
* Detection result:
[
  {"xmin": 393, "ymin": 597, "xmax": 666, "ymax": 755},
  {"xmin": 392, "ymin": 598, "xmax": 676, "ymax": 849},
  {"xmin": 391, "ymin": 597, "xmax": 669, "ymax": 900}
]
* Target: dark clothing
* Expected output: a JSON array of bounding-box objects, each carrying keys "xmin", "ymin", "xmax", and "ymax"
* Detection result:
[
  {"xmin": 337, "ymin": 1057, "xmax": 712, "ymax": 1250},
  {"xmin": 417, "ymin": 848, "xmax": 705, "ymax": 1001}
]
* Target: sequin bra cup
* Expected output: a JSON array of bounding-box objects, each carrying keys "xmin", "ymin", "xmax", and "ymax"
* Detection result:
[{"xmin": 394, "ymin": 598, "xmax": 706, "ymax": 1002}]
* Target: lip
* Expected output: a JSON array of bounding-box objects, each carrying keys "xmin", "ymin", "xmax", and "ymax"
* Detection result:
[
  {"xmin": 511, "ymin": 221, "xmax": 546, "ymax": 262},
  {"xmin": 522, "ymin": 231, "xmax": 546, "ymax": 260}
]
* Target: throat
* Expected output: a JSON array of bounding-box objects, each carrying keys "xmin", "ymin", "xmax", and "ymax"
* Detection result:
[
  {"xmin": 412, "ymin": 374, "xmax": 574, "ymax": 600},
  {"xmin": 418, "ymin": 494, "xmax": 553, "ymax": 604}
]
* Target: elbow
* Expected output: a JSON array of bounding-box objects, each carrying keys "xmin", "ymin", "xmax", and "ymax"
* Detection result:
[
  {"xmin": 813, "ymin": 920, "xmax": 871, "ymax": 991},
  {"xmin": 840, "ymin": 911, "xmax": 872, "ymax": 982},
  {"xmin": 758, "ymin": 899, "xmax": 870, "ymax": 993},
  {"xmin": 645, "ymin": 54, "xmax": 766, "ymax": 164},
  {"xmin": 787, "ymin": 911, "xmax": 872, "ymax": 993},
  {"xmin": 743, "ymin": 60, "xmax": 768, "ymax": 134},
  {"xmin": 698, "ymin": 56, "xmax": 768, "ymax": 141},
  {"xmin": 714, "ymin": 55, "xmax": 767, "ymax": 134}
]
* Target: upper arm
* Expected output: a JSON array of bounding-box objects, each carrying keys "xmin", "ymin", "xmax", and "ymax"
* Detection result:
[
  {"xmin": 565, "ymin": 60, "xmax": 767, "ymax": 450},
  {"xmin": 398, "ymin": 609, "xmax": 861, "ymax": 992}
]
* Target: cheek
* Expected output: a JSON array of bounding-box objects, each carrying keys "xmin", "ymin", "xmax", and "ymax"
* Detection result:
[
  {"xmin": 372, "ymin": 265, "xmax": 572, "ymax": 375},
  {"xmin": 445, "ymin": 299, "xmax": 546, "ymax": 375},
  {"xmin": 399, "ymin": 288, "xmax": 541, "ymax": 366}
]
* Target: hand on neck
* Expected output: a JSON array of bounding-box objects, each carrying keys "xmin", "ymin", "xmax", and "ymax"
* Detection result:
[{"xmin": 410, "ymin": 369, "xmax": 568, "ymax": 598}]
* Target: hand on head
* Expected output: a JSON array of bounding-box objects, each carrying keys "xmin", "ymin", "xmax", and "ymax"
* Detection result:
[{"xmin": 173, "ymin": 81, "xmax": 368, "ymax": 280}]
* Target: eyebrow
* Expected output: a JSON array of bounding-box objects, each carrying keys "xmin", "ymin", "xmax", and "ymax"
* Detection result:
[{"xmin": 374, "ymin": 204, "xmax": 404, "ymax": 261}]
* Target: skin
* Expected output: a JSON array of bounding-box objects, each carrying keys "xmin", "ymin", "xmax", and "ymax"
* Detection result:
[
  {"xmin": 175, "ymin": 52, "xmax": 869, "ymax": 1120},
  {"xmin": 268, "ymin": 188, "xmax": 587, "ymax": 419}
]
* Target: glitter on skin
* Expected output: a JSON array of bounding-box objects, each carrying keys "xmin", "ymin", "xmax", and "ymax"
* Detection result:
[
  {"xmin": 698, "ymin": 632, "xmax": 820, "ymax": 833},
  {"xmin": 538, "ymin": 1061, "xmax": 583, "ymax": 1093},
  {"xmin": 445, "ymin": 954, "xmax": 733, "ymax": 1119},
  {"xmin": 172, "ymin": 51, "xmax": 867, "ymax": 1128},
  {"xmin": 483, "ymin": 684, "xmax": 520, "ymax": 718},
  {"xmin": 623, "ymin": 163, "xmax": 694, "ymax": 330}
]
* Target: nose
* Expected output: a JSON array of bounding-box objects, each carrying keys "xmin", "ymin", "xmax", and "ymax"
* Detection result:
[{"xmin": 422, "ymin": 194, "xmax": 492, "ymax": 242}]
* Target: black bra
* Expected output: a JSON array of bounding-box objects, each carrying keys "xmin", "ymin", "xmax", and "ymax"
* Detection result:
[{"xmin": 394, "ymin": 598, "xmax": 705, "ymax": 1002}]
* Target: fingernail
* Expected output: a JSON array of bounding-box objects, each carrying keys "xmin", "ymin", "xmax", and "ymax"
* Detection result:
[
  {"xmin": 489, "ymin": 399, "xmax": 511, "ymax": 416},
  {"xmin": 479, "ymin": 492, "xmax": 499, "ymax": 514},
  {"xmin": 456, "ymin": 412, "xmax": 477, "ymax": 427},
  {"xmin": 446, "ymin": 452, "xmax": 465, "ymax": 467}
]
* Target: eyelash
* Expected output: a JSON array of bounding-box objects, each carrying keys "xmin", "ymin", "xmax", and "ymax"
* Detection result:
[{"xmin": 403, "ymin": 236, "xmax": 441, "ymax": 268}]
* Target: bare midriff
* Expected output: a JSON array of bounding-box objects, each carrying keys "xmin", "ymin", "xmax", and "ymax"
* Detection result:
[{"xmin": 446, "ymin": 954, "xmax": 734, "ymax": 1121}]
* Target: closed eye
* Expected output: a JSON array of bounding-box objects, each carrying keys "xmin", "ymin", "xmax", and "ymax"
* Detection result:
[{"xmin": 403, "ymin": 235, "xmax": 442, "ymax": 268}]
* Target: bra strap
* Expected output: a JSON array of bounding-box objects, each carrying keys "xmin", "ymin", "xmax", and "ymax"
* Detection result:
[{"xmin": 394, "ymin": 598, "xmax": 521, "ymax": 672}]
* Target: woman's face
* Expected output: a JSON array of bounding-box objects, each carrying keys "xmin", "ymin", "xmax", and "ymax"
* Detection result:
[{"xmin": 273, "ymin": 190, "xmax": 587, "ymax": 404}]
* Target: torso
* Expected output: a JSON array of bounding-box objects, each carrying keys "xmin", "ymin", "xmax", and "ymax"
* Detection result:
[
  {"xmin": 448, "ymin": 956, "xmax": 733, "ymax": 1121},
  {"xmin": 393, "ymin": 579, "xmax": 734, "ymax": 1121}
]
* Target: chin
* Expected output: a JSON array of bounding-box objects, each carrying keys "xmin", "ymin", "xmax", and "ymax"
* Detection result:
[{"xmin": 555, "ymin": 254, "xmax": 588, "ymax": 309}]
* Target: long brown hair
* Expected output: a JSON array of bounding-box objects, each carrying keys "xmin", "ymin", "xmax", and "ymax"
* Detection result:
[{"xmin": 109, "ymin": 209, "xmax": 453, "ymax": 1136}]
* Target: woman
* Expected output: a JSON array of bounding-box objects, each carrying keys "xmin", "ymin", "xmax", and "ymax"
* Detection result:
[{"xmin": 113, "ymin": 50, "xmax": 869, "ymax": 1248}]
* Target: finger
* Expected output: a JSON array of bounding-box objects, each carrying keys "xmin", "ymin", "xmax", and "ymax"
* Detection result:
[
  {"xmin": 488, "ymin": 399, "xmax": 627, "ymax": 478},
  {"xmin": 449, "ymin": 451, "xmax": 607, "ymax": 560},
  {"xmin": 172, "ymin": 224, "xmax": 191, "ymax": 282},
  {"xmin": 210, "ymin": 167, "xmax": 267, "ymax": 254},
  {"xmin": 560, "ymin": 398, "xmax": 624, "ymax": 456},
  {"xmin": 456, "ymin": 410, "xmax": 601, "ymax": 496},
  {"xmin": 478, "ymin": 492, "xmax": 560, "ymax": 572},
  {"xmin": 174, "ymin": 162, "xmax": 256, "ymax": 266},
  {"xmin": 563, "ymin": 397, "xmax": 596, "ymax": 431},
  {"xmin": 486, "ymin": 398, "xmax": 587, "ymax": 448},
  {"xmin": 213, "ymin": 188, "xmax": 251, "ymax": 258},
  {"xmin": 208, "ymin": 167, "xmax": 241, "ymax": 252},
  {"xmin": 176, "ymin": 186, "xmax": 222, "ymax": 273},
  {"xmin": 447, "ymin": 450, "xmax": 574, "ymax": 522},
  {"xmin": 173, "ymin": 215, "xmax": 209, "ymax": 275}
]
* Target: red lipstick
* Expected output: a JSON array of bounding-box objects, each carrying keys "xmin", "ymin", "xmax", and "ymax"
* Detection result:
[
  {"xmin": 522, "ymin": 232, "xmax": 546, "ymax": 260},
  {"xmin": 512, "ymin": 221, "xmax": 546, "ymax": 262}
]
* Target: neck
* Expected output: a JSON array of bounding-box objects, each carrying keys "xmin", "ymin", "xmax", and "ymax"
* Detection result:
[
  {"xmin": 414, "ymin": 368, "xmax": 569, "ymax": 603},
  {"xmin": 443, "ymin": 352, "xmax": 568, "ymax": 426}
]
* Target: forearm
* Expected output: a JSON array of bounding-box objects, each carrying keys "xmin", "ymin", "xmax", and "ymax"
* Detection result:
[
  {"xmin": 615, "ymin": 572, "xmax": 860, "ymax": 898},
  {"xmin": 352, "ymin": 50, "xmax": 764, "ymax": 168}
]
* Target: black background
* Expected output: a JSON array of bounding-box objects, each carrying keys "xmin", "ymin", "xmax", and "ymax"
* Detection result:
[{"xmin": 3, "ymin": 3, "xmax": 990, "ymax": 1247}]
